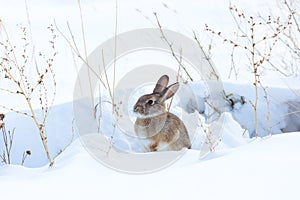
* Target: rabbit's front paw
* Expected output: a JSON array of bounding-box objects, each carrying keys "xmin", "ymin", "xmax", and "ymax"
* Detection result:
[{"xmin": 149, "ymin": 142, "xmax": 158, "ymax": 152}]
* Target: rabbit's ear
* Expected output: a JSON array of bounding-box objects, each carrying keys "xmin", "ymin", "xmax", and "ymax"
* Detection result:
[
  {"xmin": 161, "ymin": 82, "xmax": 179, "ymax": 101},
  {"xmin": 153, "ymin": 75, "xmax": 169, "ymax": 93}
]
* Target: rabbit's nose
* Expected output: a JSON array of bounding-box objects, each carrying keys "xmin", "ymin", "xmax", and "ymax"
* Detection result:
[{"xmin": 134, "ymin": 105, "xmax": 142, "ymax": 113}]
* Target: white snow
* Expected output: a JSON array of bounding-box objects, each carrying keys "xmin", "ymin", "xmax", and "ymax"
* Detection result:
[
  {"xmin": 0, "ymin": 0, "xmax": 300, "ymax": 200},
  {"xmin": 1, "ymin": 132, "xmax": 300, "ymax": 200}
]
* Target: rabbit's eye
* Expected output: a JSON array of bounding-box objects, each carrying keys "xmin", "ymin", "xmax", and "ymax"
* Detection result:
[{"xmin": 147, "ymin": 99, "xmax": 154, "ymax": 105}]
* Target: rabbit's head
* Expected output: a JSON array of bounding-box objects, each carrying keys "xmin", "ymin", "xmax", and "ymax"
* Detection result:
[{"xmin": 133, "ymin": 75, "xmax": 179, "ymax": 118}]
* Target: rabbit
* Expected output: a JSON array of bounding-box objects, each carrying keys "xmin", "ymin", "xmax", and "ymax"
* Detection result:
[{"xmin": 133, "ymin": 75, "xmax": 191, "ymax": 152}]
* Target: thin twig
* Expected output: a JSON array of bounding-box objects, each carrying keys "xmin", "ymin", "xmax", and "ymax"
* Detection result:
[
  {"xmin": 154, "ymin": 12, "xmax": 193, "ymax": 81},
  {"xmin": 167, "ymin": 48, "xmax": 182, "ymax": 112},
  {"xmin": 193, "ymin": 31, "xmax": 219, "ymax": 80},
  {"xmin": 78, "ymin": 0, "xmax": 94, "ymax": 106},
  {"xmin": 112, "ymin": 0, "xmax": 118, "ymax": 111},
  {"xmin": 54, "ymin": 20, "xmax": 107, "ymax": 88}
]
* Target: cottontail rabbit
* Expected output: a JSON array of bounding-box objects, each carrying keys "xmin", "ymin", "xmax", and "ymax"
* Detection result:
[{"xmin": 133, "ymin": 75, "xmax": 191, "ymax": 152}]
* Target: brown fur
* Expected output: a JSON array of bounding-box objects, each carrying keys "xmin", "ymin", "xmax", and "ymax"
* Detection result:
[{"xmin": 133, "ymin": 75, "xmax": 191, "ymax": 152}]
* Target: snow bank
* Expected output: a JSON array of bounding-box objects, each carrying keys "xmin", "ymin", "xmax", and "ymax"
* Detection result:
[
  {"xmin": 0, "ymin": 132, "xmax": 299, "ymax": 200},
  {"xmin": 0, "ymin": 82, "xmax": 299, "ymax": 167}
]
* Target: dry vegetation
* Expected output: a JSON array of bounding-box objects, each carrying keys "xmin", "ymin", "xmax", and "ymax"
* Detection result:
[
  {"xmin": 0, "ymin": 114, "xmax": 31, "ymax": 165},
  {"xmin": 0, "ymin": 22, "xmax": 57, "ymax": 166},
  {"xmin": 205, "ymin": 4, "xmax": 293, "ymax": 137}
]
